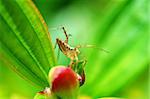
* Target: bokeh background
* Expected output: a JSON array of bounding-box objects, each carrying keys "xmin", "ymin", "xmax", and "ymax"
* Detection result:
[{"xmin": 0, "ymin": 0, "xmax": 149, "ymax": 99}]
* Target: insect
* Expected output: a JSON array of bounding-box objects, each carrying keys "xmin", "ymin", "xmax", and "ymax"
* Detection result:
[
  {"xmin": 56, "ymin": 27, "xmax": 80, "ymax": 66},
  {"xmin": 56, "ymin": 27, "xmax": 109, "ymax": 66}
]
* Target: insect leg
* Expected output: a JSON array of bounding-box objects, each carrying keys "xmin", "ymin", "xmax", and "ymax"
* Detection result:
[
  {"xmin": 57, "ymin": 47, "xmax": 60, "ymax": 61},
  {"xmin": 54, "ymin": 41, "xmax": 57, "ymax": 49},
  {"xmin": 76, "ymin": 44, "xmax": 109, "ymax": 53},
  {"xmin": 69, "ymin": 60, "xmax": 74, "ymax": 68},
  {"xmin": 62, "ymin": 27, "xmax": 69, "ymax": 43},
  {"xmin": 54, "ymin": 39, "xmax": 61, "ymax": 61}
]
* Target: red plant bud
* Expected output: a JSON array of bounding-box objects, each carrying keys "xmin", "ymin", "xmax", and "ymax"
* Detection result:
[{"xmin": 48, "ymin": 66, "xmax": 79, "ymax": 98}]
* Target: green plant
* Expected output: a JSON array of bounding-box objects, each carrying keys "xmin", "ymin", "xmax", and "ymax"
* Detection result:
[{"xmin": 0, "ymin": 0, "xmax": 148, "ymax": 99}]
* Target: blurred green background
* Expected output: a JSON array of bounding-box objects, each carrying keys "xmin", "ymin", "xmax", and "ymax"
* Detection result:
[{"xmin": 0, "ymin": 0, "xmax": 149, "ymax": 99}]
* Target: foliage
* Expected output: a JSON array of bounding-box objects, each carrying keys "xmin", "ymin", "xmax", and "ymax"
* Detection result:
[
  {"xmin": 0, "ymin": 0, "xmax": 148, "ymax": 99},
  {"xmin": 0, "ymin": 0, "xmax": 56, "ymax": 88}
]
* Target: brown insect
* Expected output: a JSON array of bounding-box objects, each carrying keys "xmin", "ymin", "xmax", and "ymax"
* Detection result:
[
  {"xmin": 56, "ymin": 27, "xmax": 109, "ymax": 66},
  {"xmin": 56, "ymin": 27, "xmax": 80, "ymax": 66}
]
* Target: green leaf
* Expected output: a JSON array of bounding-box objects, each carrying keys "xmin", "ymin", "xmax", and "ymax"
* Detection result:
[
  {"xmin": 80, "ymin": 0, "xmax": 148, "ymax": 97},
  {"xmin": 0, "ymin": 0, "xmax": 56, "ymax": 88}
]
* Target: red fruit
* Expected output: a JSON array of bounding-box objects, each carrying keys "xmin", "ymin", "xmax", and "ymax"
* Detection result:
[{"xmin": 48, "ymin": 66, "xmax": 79, "ymax": 98}]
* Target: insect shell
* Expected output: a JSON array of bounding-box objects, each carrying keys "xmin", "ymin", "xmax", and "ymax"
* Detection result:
[{"xmin": 56, "ymin": 38, "xmax": 80, "ymax": 61}]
